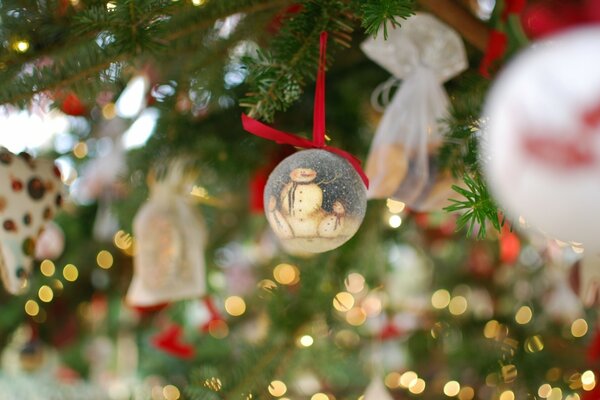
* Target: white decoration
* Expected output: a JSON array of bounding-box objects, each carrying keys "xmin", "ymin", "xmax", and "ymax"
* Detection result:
[
  {"xmin": 361, "ymin": 13, "xmax": 467, "ymax": 210},
  {"xmin": 482, "ymin": 27, "xmax": 600, "ymax": 250},
  {"xmin": 34, "ymin": 221, "xmax": 65, "ymax": 261},
  {"xmin": 364, "ymin": 377, "xmax": 393, "ymax": 400},
  {"xmin": 126, "ymin": 162, "xmax": 206, "ymax": 307}
]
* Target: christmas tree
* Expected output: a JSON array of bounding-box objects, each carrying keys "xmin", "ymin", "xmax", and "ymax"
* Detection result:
[{"xmin": 1, "ymin": 0, "xmax": 600, "ymax": 399}]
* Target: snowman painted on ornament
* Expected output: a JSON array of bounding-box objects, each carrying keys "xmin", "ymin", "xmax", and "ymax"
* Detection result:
[{"xmin": 267, "ymin": 167, "xmax": 346, "ymax": 240}]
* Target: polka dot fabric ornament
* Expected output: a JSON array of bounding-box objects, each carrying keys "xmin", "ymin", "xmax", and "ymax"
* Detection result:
[
  {"xmin": 0, "ymin": 148, "xmax": 64, "ymax": 294},
  {"xmin": 482, "ymin": 27, "xmax": 600, "ymax": 251},
  {"xmin": 264, "ymin": 149, "xmax": 366, "ymax": 254}
]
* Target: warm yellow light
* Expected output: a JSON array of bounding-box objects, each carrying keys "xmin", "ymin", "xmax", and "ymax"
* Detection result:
[
  {"xmin": 114, "ymin": 230, "xmax": 134, "ymax": 250},
  {"xmin": 399, "ymin": 371, "xmax": 418, "ymax": 388},
  {"xmin": 163, "ymin": 385, "xmax": 181, "ymax": 400},
  {"xmin": 515, "ymin": 306, "xmax": 533, "ymax": 324},
  {"xmin": 384, "ymin": 372, "xmax": 401, "ymax": 389},
  {"xmin": 73, "ymin": 142, "xmax": 88, "ymax": 159},
  {"xmin": 502, "ymin": 364, "xmax": 518, "ymax": 383},
  {"xmin": 38, "ymin": 285, "xmax": 54, "ymax": 303},
  {"xmin": 525, "ymin": 335, "xmax": 544, "ymax": 353},
  {"xmin": 299, "ymin": 335, "xmax": 314, "ymax": 347},
  {"xmin": 13, "ymin": 40, "xmax": 30, "ymax": 53},
  {"xmin": 548, "ymin": 387, "xmax": 562, "ymax": 400},
  {"xmin": 345, "ymin": 273, "xmax": 365, "ymax": 293},
  {"xmin": 566, "ymin": 394, "xmax": 581, "ymax": 400},
  {"xmin": 311, "ymin": 394, "xmax": 329, "ymax": 400},
  {"xmin": 499, "ymin": 390, "xmax": 515, "ymax": 400},
  {"xmin": 571, "ymin": 319, "xmax": 589, "ymax": 338},
  {"xmin": 333, "ymin": 292, "xmax": 354, "ymax": 312},
  {"xmin": 448, "ymin": 296, "xmax": 467, "ymax": 315},
  {"xmin": 273, "ymin": 263, "xmax": 299, "ymax": 285},
  {"xmin": 386, "ymin": 199, "xmax": 405, "ymax": 213},
  {"xmin": 362, "ymin": 295, "xmax": 382, "ymax": 316},
  {"xmin": 102, "ymin": 103, "xmax": 117, "ymax": 119},
  {"xmin": 106, "ymin": 1, "xmax": 116, "ymax": 10},
  {"xmin": 409, "ymin": 378, "xmax": 426, "ymax": 394},
  {"xmin": 388, "ymin": 214, "xmax": 402, "ymax": 228},
  {"xmin": 224, "ymin": 296, "xmax": 246, "ymax": 317},
  {"xmin": 268, "ymin": 380, "xmax": 287, "ymax": 397},
  {"xmin": 63, "ymin": 264, "xmax": 78, "ymax": 281},
  {"xmin": 208, "ymin": 320, "xmax": 229, "ymax": 339},
  {"xmin": 96, "ymin": 250, "xmax": 114, "ymax": 269},
  {"xmin": 191, "ymin": 0, "xmax": 206, "ymax": 5},
  {"xmin": 483, "ymin": 320, "xmax": 500, "ymax": 339},
  {"xmin": 431, "ymin": 289, "xmax": 451, "ymax": 309},
  {"xmin": 458, "ymin": 386, "xmax": 474, "ymax": 400},
  {"xmin": 582, "ymin": 370, "xmax": 595, "ymax": 386},
  {"xmin": 538, "ymin": 383, "xmax": 552, "ymax": 398},
  {"xmin": 345, "ymin": 307, "xmax": 367, "ymax": 326},
  {"xmin": 443, "ymin": 381, "xmax": 460, "ymax": 397},
  {"xmin": 24, "ymin": 300, "xmax": 39, "ymax": 316},
  {"xmin": 40, "ymin": 260, "xmax": 55, "ymax": 277}
]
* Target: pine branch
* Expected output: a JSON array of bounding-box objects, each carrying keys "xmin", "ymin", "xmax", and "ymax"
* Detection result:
[{"xmin": 357, "ymin": 0, "xmax": 415, "ymax": 39}]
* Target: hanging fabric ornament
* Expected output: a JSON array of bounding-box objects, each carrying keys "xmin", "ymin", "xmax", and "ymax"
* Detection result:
[
  {"xmin": 363, "ymin": 377, "xmax": 393, "ymax": 400},
  {"xmin": 0, "ymin": 148, "xmax": 64, "ymax": 294},
  {"xmin": 481, "ymin": 27, "xmax": 600, "ymax": 251},
  {"xmin": 126, "ymin": 162, "xmax": 206, "ymax": 307},
  {"xmin": 361, "ymin": 13, "xmax": 468, "ymax": 211},
  {"xmin": 242, "ymin": 32, "xmax": 368, "ymax": 255}
]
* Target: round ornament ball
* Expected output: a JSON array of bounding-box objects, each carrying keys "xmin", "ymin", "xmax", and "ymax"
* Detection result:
[
  {"xmin": 264, "ymin": 149, "xmax": 367, "ymax": 255},
  {"xmin": 482, "ymin": 27, "xmax": 600, "ymax": 251}
]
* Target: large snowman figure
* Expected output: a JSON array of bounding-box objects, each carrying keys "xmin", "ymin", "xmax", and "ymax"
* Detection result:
[{"xmin": 267, "ymin": 167, "xmax": 346, "ymax": 240}]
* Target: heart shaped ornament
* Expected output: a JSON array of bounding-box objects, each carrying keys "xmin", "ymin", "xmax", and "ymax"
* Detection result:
[{"xmin": 0, "ymin": 148, "xmax": 64, "ymax": 294}]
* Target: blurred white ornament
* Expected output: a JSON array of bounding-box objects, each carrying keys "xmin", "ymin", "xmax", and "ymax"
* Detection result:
[
  {"xmin": 544, "ymin": 263, "xmax": 583, "ymax": 322},
  {"xmin": 34, "ymin": 221, "xmax": 65, "ymax": 260},
  {"xmin": 264, "ymin": 149, "xmax": 367, "ymax": 255},
  {"xmin": 361, "ymin": 13, "xmax": 467, "ymax": 210},
  {"xmin": 386, "ymin": 243, "xmax": 432, "ymax": 309},
  {"xmin": 126, "ymin": 161, "xmax": 206, "ymax": 307},
  {"xmin": 482, "ymin": 27, "xmax": 600, "ymax": 251},
  {"xmin": 364, "ymin": 377, "xmax": 393, "ymax": 400},
  {"xmin": 0, "ymin": 149, "xmax": 64, "ymax": 294}
]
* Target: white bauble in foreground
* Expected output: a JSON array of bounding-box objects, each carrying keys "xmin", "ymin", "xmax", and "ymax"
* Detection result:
[
  {"xmin": 264, "ymin": 149, "xmax": 367, "ymax": 255},
  {"xmin": 482, "ymin": 27, "xmax": 600, "ymax": 250}
]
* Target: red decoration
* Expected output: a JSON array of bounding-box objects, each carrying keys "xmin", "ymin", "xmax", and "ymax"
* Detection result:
[
  {"xmin": 499, "ymin": 226, "xmax": 521, "ymax": 264},
  {"xmin": 241, "ymin": 32, "xmax": 369, "ymax": 189},
  {"xmin": 521, "ymin": 0, "xmax": 600, "ymax": 40},
  {"xmin": 267, "ymin": 4, "xmax": 303, "ymax": 34},
  {"xmin": 479, "ymin": 30, "xmax": 508, "ymax": 79},
  {"xmin": 131, "ymin": 302, "xmax": 170, "ymax": 316},
  {"xmin": 60, "ymin": 92, "xmax": 87, "ymax": 116},
  {"xmin": 501, "ymin": 0, "xmax": 527, "ymax": 20},
  {"xmin": 151, "ymin": 324, "xmax": 195, "ymax": 359},
  {"xmin": 378, "ymin": 321, "xmax": 403, "ymax": 341}
]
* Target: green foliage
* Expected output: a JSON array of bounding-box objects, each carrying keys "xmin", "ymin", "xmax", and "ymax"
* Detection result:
[{"xmin": 357, "ymin": 0, "xmax": 415, "ymax": 39}]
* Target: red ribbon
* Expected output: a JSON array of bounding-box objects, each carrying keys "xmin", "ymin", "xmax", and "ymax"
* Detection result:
[
  {"xmin": 241, "ymin": 32, "xmax": 369, "ymax": 189},
  {"xmin": 479, "ymin": 29, "xmax": 508, "ymax": 79}
]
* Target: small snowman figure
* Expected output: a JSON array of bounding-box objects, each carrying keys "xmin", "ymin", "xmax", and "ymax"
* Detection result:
[{"xmin": 267, "ymin": 167, "xmax": 346, "ymax": 239}]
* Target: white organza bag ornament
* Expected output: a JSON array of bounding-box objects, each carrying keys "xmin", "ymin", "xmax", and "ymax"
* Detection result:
[
  {"xmin": 361, "ymin": 13, "xmax": 468, "ymax": 210},
  {"xmin": 126, "ymin": 162, "xmax": 206, "ymax": 307}
]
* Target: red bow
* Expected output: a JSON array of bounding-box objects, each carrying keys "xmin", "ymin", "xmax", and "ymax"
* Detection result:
[{"xmin": 241, "ymin": 32, "xmax": 369, "ymax": 188}]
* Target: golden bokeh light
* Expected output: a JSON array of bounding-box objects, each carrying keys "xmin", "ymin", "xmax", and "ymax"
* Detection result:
[
  {"xmin": 268, "ymin": 380, "xmax": 287, "ymax": 397},
  {"xmin": 73, "ymin": 142, "xmax": 88, "ymax": 159},
  {"xmin": 499, "ymin": 390, "xmax": 515, "ymax": 400},
  {"xmin": 63, "ymin": 264, "xmax": 79, "ymax": 281},
  {"xmin": 388, "ymin": 214, "xmax": 402, "ymax": 228},
  {"xmin": 458, "ymin": 386, "xmax": 474, "ymax": 400},
  {"xmin": 40, "ymin": 260, "xmax": 55, "ymax": 277},
  {"xmin": 399, "ymin": 371, "xmax": 418, "ymax": 388},
  {"xmin": 386, "ymin": 199, "xmax": 405, "ymax": 213},
  {"xmin": 525, "ymin": 335, "xmax": 544, "ymax": 353},
  {"xmin": 345, "ymin": 273, "xmax": 365, "ymax": 293},
  {"xmin": 448, "ymin": 296, "xmax": 468, "ymax": 315},
  {"xmin": 273, "ymin": 263, "xmax": 299, "ymax": 285},
  {"xmin": 384, "ymin": 372, "xmax": 401, "ymax": 389},
  {"xmin": 311, "ymin": 393, "xmax": 329, "ymax": 400},
  {"xmin": 431, "ymin": 289, "xmax": 451, "ymax": 309},
  {"xmin": 102, "ymin": 102, "xmax": 117, "ymax": 119},
  {"xmin": 409, "ymin": 378, "xmax": 426, "ymax": 394},
  {"xmin": 208, "ymin": 320, "xmax": 229, "ymax": 339},
  {"xmin": 24, "ymin": 300, "xmax": 39, "ymax": 316},
  {"xmin": 538, "ymin": 383, "xmax": 552, "ymax": 398},
  {"xmin": 548, "ymin": 387, "xmax": 562, "ymax": 400},
  {"xmin": 96, "ymin": 250, "xmax": 114, "ymax": 269},
  {"xmin": 443, "ymin": 381, "xmax": 460, "ymax": 397},
  {"xmin": 13, "ymin": 40, "xmax": 30, "ymax": 53},
  {"xmin": 298, "ymin": 335, "xmax": 314, "ymax": 347},
  {"xmin": 224, "ymin": 296, "xmax": 246, "ymax": 317},
  {"xmin": 345, "ymin": 307, "xmax": 367, "ymax": 326},
  {"xmin": 38, "ymin": 285, "xmax": 54, "ymax": 303},
  {"xmin": 515, "ymin": 306, "xmax": 533, "ymax": 325},
  {"xmin": 571, "ymin": 319, "xmax": 588, "ymax": 338},
  {"xmin": 333, "ymin": 292, "xmax": 354, "ymax": 312},
  {"xmin": 163, "ymin": 385, "xmax": 181, "ymax": 400}
]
